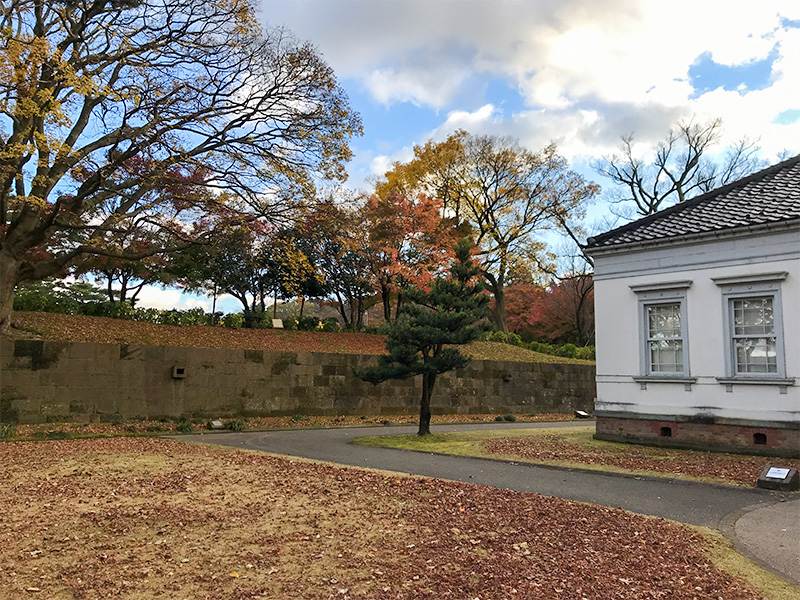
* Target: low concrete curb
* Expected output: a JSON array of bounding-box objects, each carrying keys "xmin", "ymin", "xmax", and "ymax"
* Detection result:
[{"xmin": 719, "ymin": 499, "xmax": 800, "ymax": 585}]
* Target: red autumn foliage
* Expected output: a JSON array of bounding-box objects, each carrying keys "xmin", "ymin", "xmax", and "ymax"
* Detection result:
[
  {"xmin": 504, "ymin": 276, "xmax": 595, "ymax": 345},
  {"xmin": 363, "ymin": 192, "xmax": 458, "ymax": 321}
]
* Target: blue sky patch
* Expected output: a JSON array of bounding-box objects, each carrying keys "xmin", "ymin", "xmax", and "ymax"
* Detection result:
[
  {"xmin": 481, "ymin": 78, "xmax": 527, "ymax": 116},
  {"xmin": 773, "ymin": 109, "xmax": 800, "ymax": 125},
  {"xmin": 688, "ymin": 48, "xmax": 777, "ymax": 98}
]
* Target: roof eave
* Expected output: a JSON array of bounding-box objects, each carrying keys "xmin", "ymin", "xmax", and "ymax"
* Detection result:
[{"xmin": 585, "ymin": 218, "xmax": 800, "ymax": 257}]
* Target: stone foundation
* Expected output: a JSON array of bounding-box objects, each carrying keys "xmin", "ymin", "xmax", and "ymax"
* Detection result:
[{"xmin": 595, "ymin": 415, "xmax": 800, "ymax": 457}]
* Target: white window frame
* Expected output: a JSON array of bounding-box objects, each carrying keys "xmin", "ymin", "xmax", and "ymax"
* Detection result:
[
  {"xmin": 630, "ymin": 281, "xmax": 692, "ymax": 380},
  {"xmin": 714, "ymin": 272, "xmax": 788, "ymax": 381}
]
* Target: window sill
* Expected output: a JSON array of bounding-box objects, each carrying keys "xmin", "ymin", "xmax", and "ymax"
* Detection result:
[
  {"xmin": 633, "ymin": 376, "xmax": 696, "ymax": 391},
  {"xmin": 716, "ymin": 377, "xmax": 795, "ymax": 386},
  {"xmin": 633, "ymin": 376, "xmax": 696, "ymax": 383}
]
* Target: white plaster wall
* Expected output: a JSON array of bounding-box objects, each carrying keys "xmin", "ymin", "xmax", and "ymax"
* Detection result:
[{"xmin": 593, "ymin": 227, "xmax": 799, "ymax": 425}]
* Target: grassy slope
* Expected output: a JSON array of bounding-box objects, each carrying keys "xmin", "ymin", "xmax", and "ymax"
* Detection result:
[{"xmin": 7, "ymin": 311, "xmax": 593, "ymax": 364}]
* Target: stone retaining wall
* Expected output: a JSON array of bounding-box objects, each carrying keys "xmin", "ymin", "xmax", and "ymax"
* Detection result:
[{"xmin": 0, "ymin": 338, "xmax": 596, "ymax": 423}]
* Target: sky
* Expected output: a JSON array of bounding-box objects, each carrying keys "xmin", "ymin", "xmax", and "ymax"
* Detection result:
[{"xmin": 136, "ymin": 0, "xmax": 800, "ymax": 311}]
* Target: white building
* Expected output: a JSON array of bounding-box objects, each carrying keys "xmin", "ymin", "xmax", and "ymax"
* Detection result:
[{"xmin": 586, "ymin": 156, "xmax": 799, "ymax": 457}]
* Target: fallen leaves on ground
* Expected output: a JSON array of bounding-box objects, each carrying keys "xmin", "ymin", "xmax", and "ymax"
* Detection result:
[
  {"xmin": 7, "ymin": 312, "xmax": 590, "ymax": 363},
  {"xmin": 13, "ymin": 413, "xmax": 574, "ymax": 439},
  {"xmin": 483, "ymin": 434, "xmax": 800, "ymax": 486},
  {"xmin": 0, "ymin": 438, "xmax": 766, "ymax": 599}
]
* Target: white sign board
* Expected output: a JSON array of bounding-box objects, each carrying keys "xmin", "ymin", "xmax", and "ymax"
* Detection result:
[{"xmin": 766, "ymin": 467, "xmax": 791, "ymax": 480}]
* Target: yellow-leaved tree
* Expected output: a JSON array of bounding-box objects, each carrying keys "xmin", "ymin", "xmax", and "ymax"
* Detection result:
[
  {"xmin": 0, "ymin": 0, "xmax": 361, "ymax": 331},
  {"xmin": 378, "ymin": 131, "xmax": 599, "ymax": 334}
]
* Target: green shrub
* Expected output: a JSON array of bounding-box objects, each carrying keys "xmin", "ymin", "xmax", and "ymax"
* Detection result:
[
  {"xmin": 488, "ymin": 331, "xmax": 508, "ymax": 343},
  {"xmin": 507, "ymin": 332, "xmax": 523, "ymax": 347},
  {"xmin": 503, "ymin": 414, "xmax": 517, "ymax": 422},
  {"xmin": 13, "ymin": 279, "xmax": 104, "ymax": 315},
  {"xmin": 146, "ymin": 423, "xmax": 168, "ymax": 432},
  {"xmin": 297, "ymin": 316, "xmax": 321, "ymax": 331},
  {"xmin": 222, "ymin": 313, "xmax": 244, "ymax": 329},
  {"xmin": 159, "ymin": 309, "xmax": 182, "ymax": 326},
  {"xmin": 528, "ymin": 341, "xmax": 556, "ymax": 355},
  {"xmin": 225, "ymin": 419, "xmax": 246, "ymax": 432},
  {"xmin": 494, "ymin": 415, "xmax": 504, "ymax": 422},
  {"xmin": 134, "ymin": 307, "xmax": 161, "ymax": 323},
  {"xmin": 0, "ymin": 423, "xmax": 17, "ymax": 441},
  {"xmin": 555, "ymin": 343, "xmax": 578, "ymax": 358},
  {"xmin": 176, "ymin": 421, "xmax": 194, "ymax": 433},
  {"xmin": 180, "ymin": 307, "xmax": 208, "ymax": 326},
  {"xmin": 575, "ymin": 346, "xmax": 596, "ymax": 360},
  {"xmin": 290, "ymin": 414, "xmax": 306, "ymax": 422},
  {"xmin": 282, "ymin": 316, "xmax": 299, "ymax": 330},
  {"xmin": 321, "ymin": 317, "xmax": 340, "ymax": 332}
]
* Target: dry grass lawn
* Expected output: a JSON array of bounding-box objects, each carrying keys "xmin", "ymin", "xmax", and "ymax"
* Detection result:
[
  {"xmin": 353, "ymin": 426, "xmax": 800, "ymax": 487},
  {"xmin": 0, "ymin": 438, "xmax": 793, "ymax": 599},
  {"xmin": 7, "ymin": 312, "xmax": 591, "ymax": 364}
]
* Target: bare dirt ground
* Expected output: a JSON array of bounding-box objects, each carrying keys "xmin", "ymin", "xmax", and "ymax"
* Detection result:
[
  {"xmin": 482, "ymin": 429, "xmax": 800, "ymax": 487},
  {"xmin": 0, "ymin": 437, "xmax": 774, "ymax": 599}
]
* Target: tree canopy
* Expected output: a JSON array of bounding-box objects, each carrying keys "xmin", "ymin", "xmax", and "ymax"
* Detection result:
[
  {"xmin": 378, "ymin": 132, "xmax": 598, "ymax": 334},
  {"xmin": 0, "ymin": 0, "xmax": 361, "ymax": 331}
]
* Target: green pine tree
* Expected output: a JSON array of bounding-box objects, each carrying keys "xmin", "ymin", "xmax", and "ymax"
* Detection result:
[{"xmin": 356, "ymin": 239, "xmax": 490, "ymax": 435}]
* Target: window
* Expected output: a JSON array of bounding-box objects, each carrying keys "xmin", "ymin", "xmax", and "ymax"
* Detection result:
[
  {"xmin": 731, "ymin": 297, "xmax": 777, "ymax": 374},
  {"xmin": 630, "ymin": 281, "xmax": 691, "ymax": 379},
  {"xmin": 647, "ymin": 303, "xmax": 684, "ymax": 373},
  {"xmin": 714, "ymin": 272, "xmax": 789, "ymax": 381}
]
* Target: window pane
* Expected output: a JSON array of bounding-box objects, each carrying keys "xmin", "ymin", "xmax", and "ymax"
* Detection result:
[
  {"xmin": 733, "ymin": 298, "xmax": 774, "ymax": 335},
  {"xmin": 648, "ymin": 304, "xmax": 681, "ymax": 339},
  {"xmin": 735, "ymin": 338, "xmax": 778, "ymax": 373},
  {"xmin": 650, "ymin": 340, "xmax": 683, "ymax": 372}
]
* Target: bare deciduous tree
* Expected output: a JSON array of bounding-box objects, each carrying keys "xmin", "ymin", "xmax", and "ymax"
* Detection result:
[{"xmin": 595, "ymin": 118, "xmax": 766, "ymax": 218}]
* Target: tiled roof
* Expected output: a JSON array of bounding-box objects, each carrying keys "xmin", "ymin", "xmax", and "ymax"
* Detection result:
[{"xmin": 585, "ymin": 154, "xmax": 800, "ymax": 250}]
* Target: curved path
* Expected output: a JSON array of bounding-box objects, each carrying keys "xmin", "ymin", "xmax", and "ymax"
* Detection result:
[{"xmin": 176, "ymin": 422, "xmax": 800, "ymax": 584}]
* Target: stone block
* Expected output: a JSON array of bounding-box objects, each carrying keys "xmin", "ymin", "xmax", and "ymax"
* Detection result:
[{"xmin": 243, "ymin": 349, "xmax": 264, "ymax": 364}]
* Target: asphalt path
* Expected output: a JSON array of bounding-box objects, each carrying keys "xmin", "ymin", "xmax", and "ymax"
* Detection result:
[{"xmin": 177, "ymin": 421, "xmax": 791, "ymax": 529}]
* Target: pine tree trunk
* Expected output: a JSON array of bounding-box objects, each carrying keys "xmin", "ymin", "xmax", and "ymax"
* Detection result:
[
  {"xmin": 417, "ymin": 372, "xmax": 436, "ymax": 436},
  {"xmin": 0, "ymin": 254, "xmax": 21, "ymax": 333}
]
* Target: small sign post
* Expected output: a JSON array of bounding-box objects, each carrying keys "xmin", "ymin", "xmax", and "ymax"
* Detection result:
[{"xmin": 757, "ymin": 466, "xmax": 800, "ymax": 491}]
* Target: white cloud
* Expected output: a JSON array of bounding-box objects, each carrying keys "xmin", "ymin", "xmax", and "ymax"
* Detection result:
[
  {"xmin": 262, "ymin": 0, "xmax": 800, "ymax": 164},
  {"xmin": 135, "ymin": 286, "xmax": 210, "ymax": 311},
  {"xmin": 436, "ymin": 104, "xmax": 498, "ymax": 133}
]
